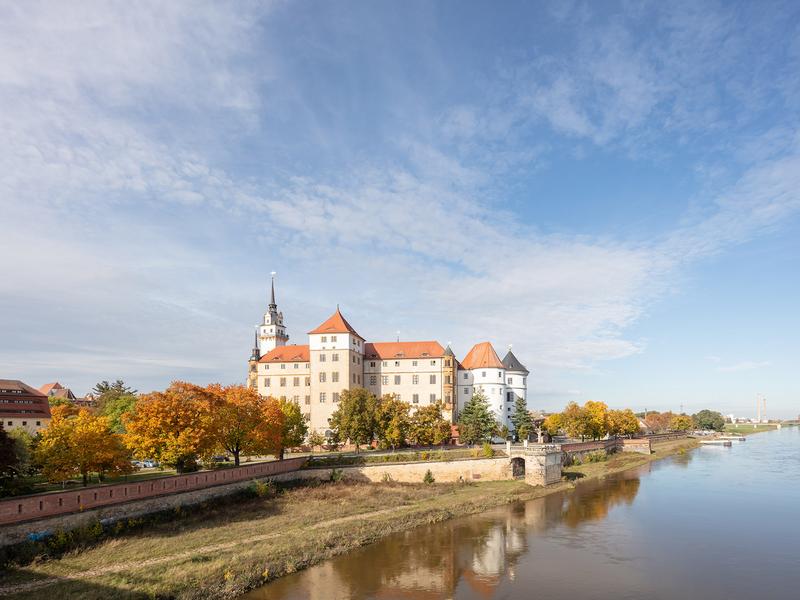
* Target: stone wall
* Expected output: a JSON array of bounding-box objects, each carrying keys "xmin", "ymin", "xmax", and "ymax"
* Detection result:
[
  {"xmin": 0, "ymin": 457, "xmax": 306, "ymax": 527},
  {"xmin": 620, "ymin": 438, "xmax": 652, "ymax": 454},
  {"xmin": 273, "ymin": 457, "xmax": 513, "ymax": 484}
]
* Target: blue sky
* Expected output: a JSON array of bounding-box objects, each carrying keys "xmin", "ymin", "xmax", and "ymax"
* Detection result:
[{"xmin": 1, "ymin": 1, "xmax": 799, "ymax": 418}]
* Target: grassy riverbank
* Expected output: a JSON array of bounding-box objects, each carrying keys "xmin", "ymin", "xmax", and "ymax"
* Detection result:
[
  {"xmin": 0, "ymin": 437, "xmax": 696, "ymax": 600},
  {"xmin": 724, "ymin": 423, "xmax": 779, "ymax": 435}
]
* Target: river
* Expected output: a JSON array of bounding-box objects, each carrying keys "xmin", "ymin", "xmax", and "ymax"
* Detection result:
[{"xmin": 246, "ymin": 427, "xmax": 800, "ymax": 599}]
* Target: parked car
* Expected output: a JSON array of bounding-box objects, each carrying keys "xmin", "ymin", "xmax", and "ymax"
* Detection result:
[
  {"xmin": 131, "ymin": 460, "xmax": 145, "ymax": 468},
  {"xmin": 209, "ymin": 455, "xmax": 230, "ymax": 463},
  {"xmin": 141, "ymin": 460, "xmax": 159, "ymax": 468}
]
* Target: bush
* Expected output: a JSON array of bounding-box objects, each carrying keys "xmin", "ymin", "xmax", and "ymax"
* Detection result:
[
  {"xmin": 249, "ymin": 479, "xmax": 275, "ymax": 498},
  {"xmin": 381, "ymin": 472, "xmax": 393, "ymax": 483},
  {"xmin": 329, "ymin": 469, "xmax": 343, "ymax": 482},
  {"xmin": 482, "ymin": 442, "xmax": 494, "ymax": 458},
  {"xmin": 586, "ymin": 451, "xmax": 607, "ymax": 463},
  {"xmin": 423, "ymin": 469, "xmax": 435, "ymax": 484}
]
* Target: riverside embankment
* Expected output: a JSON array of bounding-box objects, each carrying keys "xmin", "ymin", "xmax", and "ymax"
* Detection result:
[{"xmin": 0, "ymin": 437, "xmax": 696, "ymax": 599}]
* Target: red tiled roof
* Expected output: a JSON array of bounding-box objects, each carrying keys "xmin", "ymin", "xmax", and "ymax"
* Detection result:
[
  {"xmin": 364, "ymin": 341, "xmax": 446, "ymax": 360},
  {"xmin": 460, "ymin": 342, "xmax": 504, "ymax": 370},
  {"xmin": 258, "ymin": 345, "xmax": 310, "ymax": 363},
  {"xmin": 38, "ymin": 382, "xmax": 62, "ymax": 395},
  {"xmin": 308, "ymin": 308, "xmax": 364, "ymax": 340},
  {"xmin": 0, "ymin": 379, "xmax": 52, "ymax": 419}
]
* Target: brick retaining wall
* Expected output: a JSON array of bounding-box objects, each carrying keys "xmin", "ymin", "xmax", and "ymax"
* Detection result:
[{"xmin": 0, "ymin": 457, "xmax": 306, "ymax": 526}]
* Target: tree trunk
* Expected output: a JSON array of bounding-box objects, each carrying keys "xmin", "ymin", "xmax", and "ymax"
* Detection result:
[
  {"xmin": 233, "ymin": 450, "xmax": 240, "ymax": 467},
  {"xmin": 279, "ymin": 447, "xmax": 285, "ymax": 460},
  {"xmin": 82, "ymin": 471, "xmax": 88, "ymax": 486}
]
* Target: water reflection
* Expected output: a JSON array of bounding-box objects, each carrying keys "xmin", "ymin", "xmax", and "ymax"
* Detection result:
[{"xmin": 251, "ymin": 470, "xmax": 643, "ymax": 600}]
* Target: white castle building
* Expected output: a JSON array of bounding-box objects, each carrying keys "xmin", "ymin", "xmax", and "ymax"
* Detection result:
[{"xmin": 247, "ymin": 277, "xmax": 529, "ymax": 435}]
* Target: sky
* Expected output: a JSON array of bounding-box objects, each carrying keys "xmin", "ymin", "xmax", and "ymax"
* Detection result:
[{"xmin": 1, "ymin": 0, "xmax": 799, "ymax": 418}]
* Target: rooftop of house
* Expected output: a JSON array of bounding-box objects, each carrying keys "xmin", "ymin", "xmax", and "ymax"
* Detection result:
[
  {"xmin": 460, "ymin": 341, "xmax": 504, "ymax": 370},
  {"xmin": 307, "ymin": 307, "xmax": 364, "ymax": 340},
  {"xmin": 364, "ymin": 341, "xmax": 447, "ymax": 360}
]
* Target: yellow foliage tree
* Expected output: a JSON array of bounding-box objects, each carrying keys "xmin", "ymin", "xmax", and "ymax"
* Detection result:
[
  {"xmin": 542, "ymin": 412, "xmax": 563, "ymax": 436},
  {"xmin": 608, "ymin": 409, "xmax": 641, "ymax": 437},
  {"xmin": 669, "ymin": 414, "xmax": 694, "ymax": 431},
  {"xmin": 584, "ymin": 401, "xmax": 609, "ymax": 440},
  {"xmin": 123, "ymin": 381, "xmax": 218, "ymax": 472},
  {"xmin": 36, "ymin": 408, "xmax": 132, "ymax": 485}
]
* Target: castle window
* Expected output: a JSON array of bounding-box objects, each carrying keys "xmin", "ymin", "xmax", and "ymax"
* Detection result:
[
  {"xmin": 394, "ymin": 361, "xmax": 400, "ymax": 367},
  {"xmin": 430, "ymin": 360, "xmax": 436, "ymax": 366},
  {"xmin": 523, "ymin": 377, "xmax": 527, "ymax": 385},
  {"xmin": 305, "ymin": 396, "xmax": 310, "ymax": 405},
  {"xmin": 412, "ymin": 360, "xmax": 417, "ymax": 366},
  {"xmin": 332, "ymin": 353, "xmax": 339, "ymax": 362},
  {"xmin": 353, "ymin": 355, "xmax": 356, "ymax": 363},
  {"xmin": 353, "ymin": 374, "xmax": 357, "ymax": 383},
  {"xmin": 464, "ymin": 387, "xmax": 469, "ymax": 394},
  {"xmin": 430, "ymin": 394, "xmax": 436, "ymax": 402},
  {"xmin": 319, "ymin": 372, "xmax": 326, "ymax": 383},
  {"xmin": 412, "ymin": 375, "xmax": 419, "ymax": 385},
  {"xmin": 305, "ymin": 377, "xmax": 310, "ymax": 386},
  {"xmin": 281, "ymin": 364, "xmax": 286, "ymax": 369},
  {"xmin": 294, "ymin": 363, "xmax": 299, "ymax": 369},
  {"xmin": 321, "ymin": 336, "xmax": 327, "ymax": 342},
  {"xmin": 319, "ymin": 392, "xmax": 326, "ymax": 403},
  {"xmin": 412, "ymin": 393, "xmax": 419, "ymax": 403},
  {"xmin": 482, "ymin": 372, "xmax": 486, "ymax": 377},
  {"xmin": 331, "ymin": 335, "xmax": 337, "ymax": 342},
  {"xmin": 382, "ymin": 361, "xmax": 388, "ymax": 367},
  {"xmin": 394, "ymin": 375, "xmax": 401, "ymax": 385},
  {"xmin": 292, "ymin": 395, "xmax": 299, "ymax": 403},
  {"xmin": 265, "ymin": 378, "xmax": 270, "ymax": 387},
  {"xmin": 395, "ymin": 394, "xmax": 401, "ymax": 401},
  {"xmin": 463, "ymin": 373, "xmax": 467, "ymax": 380},
  {"xmin": 445, "ymin": 375, "xmax": 451, "ymax": 384},
  {"xmin": 293, "ymin": 377, "xmax": 300, "ymax": 386},
  {"xmin": 280, "ymin": 377, "xmax": 286, "ymax": 387},
  {"xmin": 320, "ymin": 354, "xmax": 326, "ymax": 362},
  {"xmin": 508, "ymin": 377, "xmax": 513, "ymax": 384},
  {"xmin": 370, "ymin": 375, "xmax": 377, "ymax": 385},
  {"xmin": 357, "ymin": 375, "xmax": 361, "ymax": 384},
  {"xmin": 445, "ymin": 359, "xmax": 451, "ymax": 366},
  {"xmin": 429, "ymin": 374, "xmax": 437, "ymax": 384},
  {"xmin": 499, "ymin": 372, "xmax": 502, "ymax": 378},
  {"xmin": 382, "ymin": 376, "xmax": 389, "ymax": 385},
  {"xmin": 370, "ymin": 361, "xmax": 376, "ymax": 367},
  {"xmin": 332, "ymin": 372, "xmax": 339, "ymax": 383},
  {"xmin": 332, "ymin": 392, "xmax": 339, "ymax": 403},
  {"xmin": 445, "ymin": 393, "xmax": 451, "ymax": 403}
]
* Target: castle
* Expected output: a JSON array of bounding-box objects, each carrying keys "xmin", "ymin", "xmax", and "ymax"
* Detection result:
[{"xmin": 247, "ymin": 277, "xmax": 529, "ymax": 435}]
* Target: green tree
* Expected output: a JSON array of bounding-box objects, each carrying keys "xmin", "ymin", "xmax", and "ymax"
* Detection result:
[
  {"xmin": 328, "ymin": 388, "xmax": 379, "ymax": 452},
  {"xmin": 0, "ymin": 427, "xmax": 19, "ymax": 484},
  {"xmin": 692, "ymin": 409, "xmax": 724, "ymax": 431},
  {"xmin": 100, "ymin": 394, "xmax": 137, "ymax": 433},
  {"xmin": 375, "ymin": 395, "xmax": 411, "ymax": 450},
  {"xmin": 279, "ymin": 397, "xmax": 309, "ymax": 459},
  {"xmin": 7, "ymin": 428, "xmax": 36, "ymax": 476},
  {"xmin": 457, "ymin": 391, "xmax": 497, "ymax": 445},
  {"xmin": 409, "ymin": 403, "xmax": 451, "ymax": 446},
  {"xmin": 510, "ymin": 396, "xmax": 533, "ymax": 440},
  {"xmin": 307, "ymin": 430, "xmax": 326, "ymax": 453},
  {"xmin": 93, "ymin": 380, "xmax": 137, "ymax": 413}
]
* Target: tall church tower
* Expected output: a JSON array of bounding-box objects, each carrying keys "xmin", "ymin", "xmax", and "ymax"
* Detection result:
[{"xmin": 259, "ymin": 273, "xmax": 289, "ymax": 355}]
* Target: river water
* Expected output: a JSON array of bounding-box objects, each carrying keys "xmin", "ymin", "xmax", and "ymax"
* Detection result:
[{"xmin": 247, "ymin": 428, "xmax": 800, "ymax": 599}]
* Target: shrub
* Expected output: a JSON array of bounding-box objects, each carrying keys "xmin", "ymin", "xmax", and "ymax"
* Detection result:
[
  {"xmin": 423, "ymin": 469, "xmax": 435, "ymax": 484},
  {"xmin": 420, "ymin": 451, "xmax": 430, "ymax": 460},
  {"xmin": 482, "ymin": 442, "xmax": 494, "ymax": 458},
  {"xmin": 586, "ymin": 451, "xmax": 607, "ymax": 463},
  {"xmin": 249, "ymin": 479, "xmax": 275, "ymax": 498},
  {"xmin": 329, "ymin": 469, "xmax": 344, "ymax": 483},
  {"xmin": 381, "ymin": 472, "xmax": 393, "ymax": 483}
]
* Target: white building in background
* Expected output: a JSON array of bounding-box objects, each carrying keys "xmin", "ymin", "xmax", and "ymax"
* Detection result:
[
  {"xmin": 457, "ymin": 342, "xmax": 529, "ymax": 429},
  {"xmin": 247, "ymin": 279, "xmax": 529, "ymax": 434}
]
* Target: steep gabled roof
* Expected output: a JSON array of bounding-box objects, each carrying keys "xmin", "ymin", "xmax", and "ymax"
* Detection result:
[
  {"xmin": 502, "ymin": 350, "xmax": 529, "ymax": 374},
  {"xmin": 460, "ymin": 342, "xmax": 504, "ymax": 370},
  {"xmin": 364, "ymin": 341, "xmax": 446, "ymax": 360},
  {"xmin": 38, "ymin": 382, "xmax": 62, "ymax": 395},
  {"xmin": 258, "ymin": 345, "xmax": 310, "ymax": 363},
  {"xmin": 308, "ymin": 307, "xmax": 364, "ymax": 340}
]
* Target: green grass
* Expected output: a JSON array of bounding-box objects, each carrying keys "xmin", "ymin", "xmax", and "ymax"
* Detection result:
[
  {"xmin": 724, "ymin": 423, "xmax": 778, "ymax": 435},
  {"xmin": 304, "ymin": 448, "xmax": 495, "ymax": 468}
]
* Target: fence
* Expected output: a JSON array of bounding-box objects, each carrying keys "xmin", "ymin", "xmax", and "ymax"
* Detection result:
[{"xmin": 0, "ymin": 457, "xmax": 306, "ymax": 526}]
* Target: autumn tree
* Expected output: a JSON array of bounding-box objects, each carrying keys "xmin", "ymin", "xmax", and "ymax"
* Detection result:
[
  {"xmin": 204, "ymin": 384, "xmax": 284, "ymax": 465},
  {"xmin": 457, "ymin": 391, "xmax": 497, "ymax": 445},
  {"xmin": 608, "ymin": 409, "xmax": 641, "ymax": 437},
  {"xmin": 559, "ymin": 401, "xmax": 592, "ymax": 440},
  {"xmin": 278, "ymin": 397, "xmax": 308, "ymax": 459},
  {"xmin": 36, "ymin": 409, "xmax": 132, "ymax": 485},
  {"xmin": 644, "ymin": 411, "xmax": 672, "ymax": 433},
  {"xmin": 670, "ymin": 414, "xmax": 694, "ymax": 431},
  {"xmin": 584, "ymin": 401, "xmax": 609, "ymax": 440},
  {"xmin": 510, "ymin": 396, "xmax": 533, "ymax": 440},
  {"xmin": 409, "ymin": 403, "xmax": 451, "ymax": 447},
  {"xmin": 123, "ymin": 381, "xmax": 217, "ymax": 472},
  {"xmin": 375, "ymin": 395, "xmax": 411, "ymax": 450},
  {"xmin": 542, "ymin": 412, "xmax": 563, "ymax": 436},
  {"xmin": 328, "ymin": 388, "xmax": 379, "ymax": 452}
]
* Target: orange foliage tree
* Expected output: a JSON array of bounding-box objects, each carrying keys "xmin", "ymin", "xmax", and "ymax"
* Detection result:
[
  {"xmin": 36, "ymin": 408, "xmax": 132, "ymax": 485},
  {"xmin": 123, "ymin": 381, "xmax": 218, "ymax": 473},
  {"xmin": 206, "ymin": 384, "xmax": 284, "ymax": 465},
  {"xmin": 644, "ymin": 411, "xmax": 673, "ymax": 433}
]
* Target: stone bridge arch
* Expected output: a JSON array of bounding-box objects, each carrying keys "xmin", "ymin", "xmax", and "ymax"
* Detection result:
[{"xmin": 507, "ymin": 444, "xmax": 563, "ymax": 486}]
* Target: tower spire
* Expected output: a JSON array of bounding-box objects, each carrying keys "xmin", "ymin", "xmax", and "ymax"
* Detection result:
[{"xmin": 269, "ymin": 271, "xmax": 277, "ymax": 309}]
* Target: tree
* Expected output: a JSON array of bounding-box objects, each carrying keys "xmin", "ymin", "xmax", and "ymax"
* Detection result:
[
  {"xmin": 692, "ymin": 409, "xmax": 724, "ymax": 431},
  {"xmin": 93, "ymin": 380, "xmax": 137, "ymax": 414},
  {"xmin": 670, "ymin": 414, "xmax": 694, "ymax": 431},
  {"xmin": 8, "ymin": 428, "xmax": 36, "ymax": 477},
  {"xmin": 542, "ymin": 413, "xmax": 563, "ymax": 436},
  {"xmin": 100, "ymin": 394, "xmax": 137, "ymax": 433},
  {"xmin": 307, "ymin": 430, "xmax": 326, "ymax": 453},
  {"xmin": 328, "ymin": 388, "xmax": 379, "ymax": 452},
  {"xmin": 206, "ymin": 384, "xmax": 284, "ymax": 466},
  {"xmin": 409, "ymin": 403, "xmax": 451, "ymax": 446},
  {"xmin": 560, "ymin": 401, "xmax": 591, "ymax": 440},
  {"xmin": 457, "ymin": 392, "xmax": 497, "ymax": 445},
  {"xmin": 608, "ymin": 409, "xmax": 641, "ymax": 437},
  {"xmin": 510, "ymin": 397, "xmax": 533, "ymax": 440},
  {"xmin": 0, "ymin": 426, "xmax": 19, "ymax": 483},
  {"xmin": 644, "ymin": 411, "xmax": 673, "ymax": 433},
  {"xmin": 36, "ymin": 409, "xmax": 132, "ymax": 485},
  {"xmin": 375, "ymin": 395, "xmax": 411, "ymax": 450},
  {"xmin": 279, "ymin": 397, "xmax": 308, "ymax": 459},
  {"xmin": 123, "ymin": 381, "xmax": 217, "ymax": 472},
  {"xmin": 584, "ymin": 401, "xmax": 610, "ymax": 440}
]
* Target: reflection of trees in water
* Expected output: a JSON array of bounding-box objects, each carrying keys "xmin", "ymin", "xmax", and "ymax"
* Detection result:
[{"xmin": 559, "ymin": 474, "xmax": 641, "ymax": 528}]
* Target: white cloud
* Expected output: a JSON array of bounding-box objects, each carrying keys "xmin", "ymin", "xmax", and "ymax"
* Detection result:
[{"xmin": 717, "ymin": 361, "xmax": 771, "ymax": 373}]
